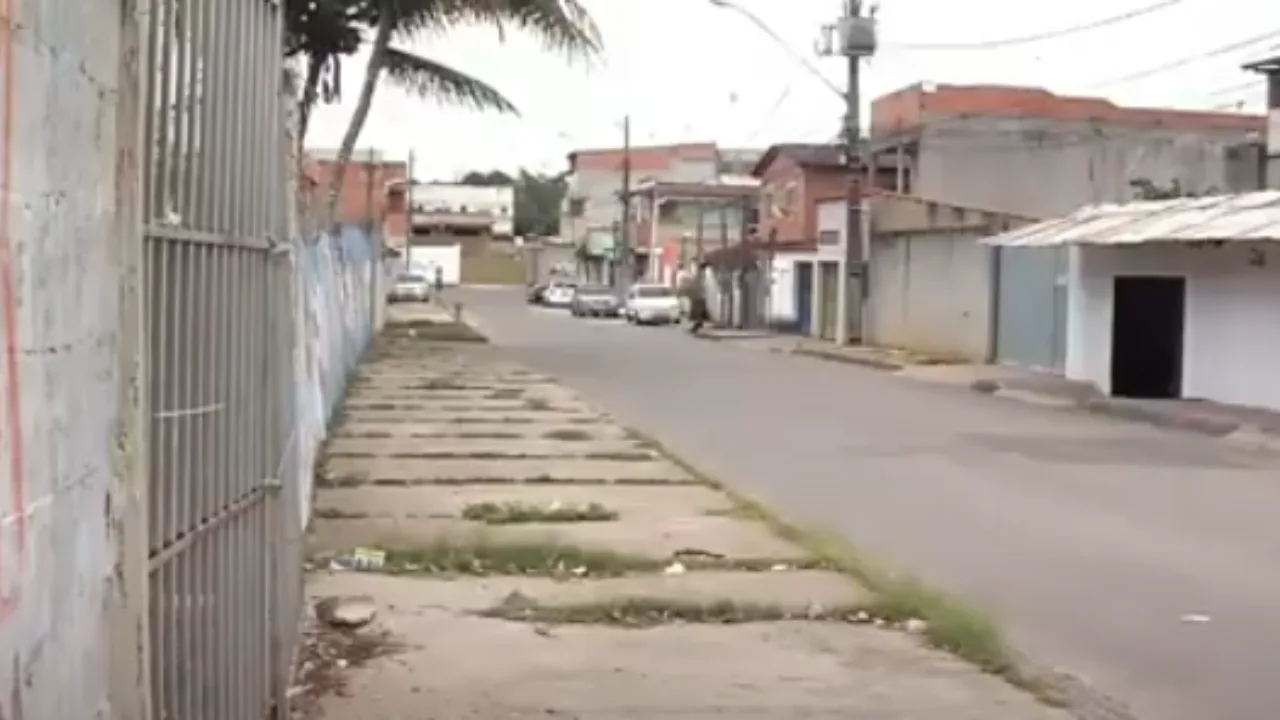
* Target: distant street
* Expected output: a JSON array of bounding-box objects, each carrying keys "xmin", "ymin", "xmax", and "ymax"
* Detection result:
[{"xmin": 454, "ymin": 286, "xmax": 1280, "ymax": 720}]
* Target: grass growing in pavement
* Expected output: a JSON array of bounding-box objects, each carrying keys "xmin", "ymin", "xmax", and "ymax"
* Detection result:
[
  {"xmin": 478, "ymin": 596, "xmax": 869, "ymax": 627},
  {"xmin": 379, "ymin": 538, "xmax": 660, "ymax": 577},
  {"xmin": 625, "ymin": 428, "xmax": 1061, "ymax": 705},
  {"xmin": 461, "ymin": 501, "xmax": 619, "ymax": 525},
  {"xmin": 542, "ymin": 428, "xmax": 595, "ymax": 441}
]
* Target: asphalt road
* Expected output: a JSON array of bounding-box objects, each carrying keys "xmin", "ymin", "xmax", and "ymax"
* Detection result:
[{"xmin": 451, "ymin": 287, "xmax": 1280, "ymax": 720}]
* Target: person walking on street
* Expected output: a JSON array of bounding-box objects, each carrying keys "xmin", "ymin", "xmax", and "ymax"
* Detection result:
[{"xmin": 680, "ymin": 264, "xmax": 710, "ymax": 335}]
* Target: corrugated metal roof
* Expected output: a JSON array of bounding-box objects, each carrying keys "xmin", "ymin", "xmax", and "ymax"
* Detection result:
[{"xmin": 982, "ymin": 190, "xmax": 1280, "ymax": 247}]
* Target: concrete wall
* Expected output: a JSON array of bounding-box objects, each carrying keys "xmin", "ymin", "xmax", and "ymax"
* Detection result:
[
  {"xmin": 916, "ymin": 117, "xmax": 1257, "ymax": 217},
  {"xmin": 862, "ymin": 194, "xmax": 1030, "ymax": 360},
  {"xmin": 523, "ymin": 244, "xmax": 578, "ymax": 284},
  {"xmin": 1067, "ymin": 242, "xmax": 1280, "ymax": 411},
  {"xmin": 1, "ymin": 4, "xmax": 131, "ymax": 717},
  {"xmin": 867, "ymin": 230, "xmax": 993, "ymax": 361}
]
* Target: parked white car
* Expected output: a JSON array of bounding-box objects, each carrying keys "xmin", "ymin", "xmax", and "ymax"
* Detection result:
[
  {"xmin": 624, "ymin": 284, "xmax": 680, "ymax": 325},
  {"xmin": 542, "ymin": 281, "xmax": 577, "ymax": 308}
]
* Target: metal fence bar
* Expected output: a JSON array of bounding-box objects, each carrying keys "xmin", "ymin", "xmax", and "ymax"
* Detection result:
[{"xmin": 140, "ymin": 0, "xmax": 292, "ymax": 716}]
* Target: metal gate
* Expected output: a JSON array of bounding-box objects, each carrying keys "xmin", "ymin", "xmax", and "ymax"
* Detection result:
[
  {"xmin": 142, "ymin": 0, "xmax": 294, "ymax": 717},
  {"xmin": 995, "ymin": 246, "xmax": 1068, "ymax": 370}
]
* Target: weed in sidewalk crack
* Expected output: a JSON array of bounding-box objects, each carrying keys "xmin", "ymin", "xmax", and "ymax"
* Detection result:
[
  {"xmin": 461, "ymin": 501, "xmax": 619, "ymax": 524},
  {"xmin": 541, "ymin": 428, "xmax": 594, "ymax": 441},
  {"xmin": 313, "ymin": 507, "xmax": 371, "ymax": 520},
  {"xmin": 447, "ymin": 416, "xmax": 536, "ymax": 424},
  {"xmin": 477, "ymin": 596, "xmax": 869, "ymax": 627},
  {"xmin": 380, "ymin": 539, "xmax": 658, "ymax": 577},
  {"xmin": 581, "ymin": 451, "xmax": 658, "ymax": 462},
  {"xmin": 456, "ymin": 431, "xmax": 524, "ymax": 439}
]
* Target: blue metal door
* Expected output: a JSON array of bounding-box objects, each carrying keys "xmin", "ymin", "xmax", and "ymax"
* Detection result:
[
  {"xmin": 995, "ymin": 246, "xmax": 1068, "ymax": 370},
  {"xmin": 795, "ymin": 261, "xmax": 814, "ymax": 334}
]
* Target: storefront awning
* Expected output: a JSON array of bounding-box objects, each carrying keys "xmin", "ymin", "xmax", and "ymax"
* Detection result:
[{"xmin": 981, "ymin": 190, "xmax": 1280, "ymax": 247}]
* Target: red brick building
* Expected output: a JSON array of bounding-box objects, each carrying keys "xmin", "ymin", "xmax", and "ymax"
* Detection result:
[{"xmin": 302, "ymin": 149, "xmax": 408, "ymax": 243}]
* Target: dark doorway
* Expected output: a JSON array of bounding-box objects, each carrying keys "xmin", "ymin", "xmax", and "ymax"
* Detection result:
[
  {"xmin": 795, "ymin": 262, "xmax": 814, "ymax": 334},
  {"xmin": 1111, "ymin": 275, "xmax": 1185, "ymax": 399}
]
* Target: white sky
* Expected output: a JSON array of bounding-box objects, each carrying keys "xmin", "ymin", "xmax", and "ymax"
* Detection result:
[{"xmin": 305, "ymin": 0, "xmax": 1276, "ymax": 181}]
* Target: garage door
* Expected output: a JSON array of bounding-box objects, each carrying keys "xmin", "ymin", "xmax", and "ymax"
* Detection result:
[{"xmin": 995, "ymin": 246, "xmax": 1067, "ymax": 370}]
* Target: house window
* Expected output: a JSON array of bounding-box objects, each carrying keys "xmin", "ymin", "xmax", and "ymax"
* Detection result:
[
  {"xmin": 658, "ymin": 201, "xmax": 679, "ymax": 221},
  {"xmin": 818, "ymin": 230, "xmax": 839, "ymax": 245},
  {"xmin": 568, "ymin": 198, "xmax": 586, "ymax": 217},
  {"xmin": 459, "ymin": 204, "xmax": 469, "ymax": 213}
]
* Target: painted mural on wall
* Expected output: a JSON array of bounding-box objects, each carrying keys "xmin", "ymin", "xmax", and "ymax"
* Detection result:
[{"xmin": 292, "ymin": 225, "xmax": 376, "ymax": 527}]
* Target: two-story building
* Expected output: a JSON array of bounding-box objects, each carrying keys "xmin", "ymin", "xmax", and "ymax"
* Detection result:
[
  {"xmin": 560, "ymin": 143, "xmax": 724, "ymax": 282},
  {"xmin": 408, "ymin": 182, "xmax": 515, "ymax": 239}
]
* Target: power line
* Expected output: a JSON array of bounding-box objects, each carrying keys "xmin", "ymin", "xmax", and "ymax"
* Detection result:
[
  {"xmin": 894, "ymin": 0, "xmax": 1188, "ymax": 50},
  {"xmin": 741, "ymin": 84, "xmax": 795, "ymax": 144},
  {"xmin": 1088, "ymin": 29, "xmax": 1280, "ymax": 89}
]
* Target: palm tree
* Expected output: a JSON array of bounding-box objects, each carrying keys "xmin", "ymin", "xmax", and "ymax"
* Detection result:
[{"xmin": 286, "ymin": 0, "xmax": 601, "ymax": 230}]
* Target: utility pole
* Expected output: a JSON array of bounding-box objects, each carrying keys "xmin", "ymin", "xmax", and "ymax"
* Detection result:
[
  {"xmin": 616, "ymin": 115, "xmax": 632, "ymax": 293},
  {"xmin": 820, "ymin": 0, "xmax": 877, "ymax": 345}
]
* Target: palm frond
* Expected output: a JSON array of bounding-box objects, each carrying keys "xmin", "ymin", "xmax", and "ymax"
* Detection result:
[
  {"xmin": 382, "ymin": 46, "xmax": 520, "ymax": 114},
  {"xmin": 392, "ymin": 0, "xmax": 602, "ymax": 64}
]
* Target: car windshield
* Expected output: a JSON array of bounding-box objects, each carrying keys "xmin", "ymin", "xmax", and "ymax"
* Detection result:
[
  {"xmin": 397, "ymin": 273, "xmax": 427, "ymax": 284},
  {"xmin": 635, "ymin": 286, "xmax": 674, "ymax": 299},
  {"xmin": 577, "ymin": 286, "xmax": 613, "ymax": 297}
]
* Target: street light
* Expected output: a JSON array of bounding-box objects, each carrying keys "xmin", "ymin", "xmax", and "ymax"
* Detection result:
[{"xmin": 706, "ymin": 0, "xmax": 846, "ymax": 101}]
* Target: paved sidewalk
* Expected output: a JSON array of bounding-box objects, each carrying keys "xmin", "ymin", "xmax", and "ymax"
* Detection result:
[
  {"xmin": 708, "ymin": 332, "xmax": 1280, "ymax": 450},
  {"xmin": 291, "ymin": 312, "xmax": 1071, "ymax": 719}
]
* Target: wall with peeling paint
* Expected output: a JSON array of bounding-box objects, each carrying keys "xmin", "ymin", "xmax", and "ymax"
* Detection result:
[{"xmin": 0, "ymin": 3, "xmax": 122, "ymax": 718}]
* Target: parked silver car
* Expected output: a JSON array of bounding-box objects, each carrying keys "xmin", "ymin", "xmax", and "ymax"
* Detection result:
[
  {"xmin": 570, "ymin": 285, "xmax": 621, "ymax": 317},
  {"xmin": 389, "ymin": 271, "xmax": 431, "ymax": 302}
]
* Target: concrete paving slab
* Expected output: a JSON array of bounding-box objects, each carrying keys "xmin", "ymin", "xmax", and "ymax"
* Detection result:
[
  {"xmin": 309, "ymin": 513, "xmax": 812, "ymax": 562},
  {"xmin": 307, "ymin": 580, "xmax": 1070, "ymax": 720},
  {"xmin": 316, "ymin": 483, "xmax": 736, "ymax": 519},
  {"xmin": 328, "ymin": 421, "xmax": 636, "ymax": 440},
  {"xmin": 320, "ymin": 457, "xmax": 693, "ymax": 484},
  {"xmin": 310, "ymin": 569, "xmax": 866, "ymax": 614},
  {"xmin": 323, "ymin": 435, "xmax": 656, "ymax": 457}
]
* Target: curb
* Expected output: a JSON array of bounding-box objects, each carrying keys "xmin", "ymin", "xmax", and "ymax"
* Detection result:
[
  {"xmin": 975, "ymin": 380, "xmax": 1280, "ymax": 447},
  {"xmin": 791, "ymin": 347, "xmax": 905, "ymax": 372}
]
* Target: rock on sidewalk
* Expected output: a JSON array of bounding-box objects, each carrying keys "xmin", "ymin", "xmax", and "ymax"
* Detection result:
[{"xmin": 315, "ymin": 595, "xmax": 378, "ymax": 629}]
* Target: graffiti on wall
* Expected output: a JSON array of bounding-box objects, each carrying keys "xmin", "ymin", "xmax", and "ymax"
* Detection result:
[{"xmin": 0, "ymin": 0, "xmax": 25, "ymax": 623}]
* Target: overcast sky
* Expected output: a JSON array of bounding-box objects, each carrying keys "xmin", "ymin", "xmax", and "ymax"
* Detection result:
[{"xmin": 305, "ymin": 0, "xmax": 1275, "ymax": 181}]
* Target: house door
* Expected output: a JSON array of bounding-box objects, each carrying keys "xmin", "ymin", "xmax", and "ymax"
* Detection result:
[
  {"xmin": 1111, "ymin": 276, "xmax": 1185, "ymax": 399},
  {"xmin": 819, "ymin": 261, "xmax": 839, "ymax": 340},
  {"xmin": 795, "ymin": 262, "xmax": 814, "ymax": 334}
]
